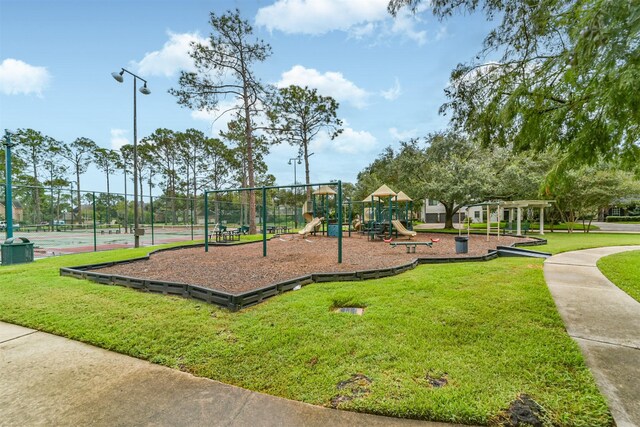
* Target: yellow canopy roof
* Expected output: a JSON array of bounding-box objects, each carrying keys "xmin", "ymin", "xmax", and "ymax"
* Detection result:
[
  {"xmin": 362, "ymin": 193, "xmax": 380, "ymax": 203},
  {"xmin": 372, "ymin": 184, "xmax": 397, "ymax": 197},
  {"xmin": 395, "ymin": 191, "xmax": 413, "ymax": 202},
  {"xmin": 313, "ymin": 185, "xmax": 337, "ymax": 195}
]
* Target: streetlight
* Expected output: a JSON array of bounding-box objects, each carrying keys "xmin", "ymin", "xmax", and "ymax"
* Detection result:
[
  {"xmin": 3, "ymin": 130, "xmax": 16, "ymax": 239},
  {"xmin": 111, "ymin": 68, "xmax": 151, "ymax": 248}
]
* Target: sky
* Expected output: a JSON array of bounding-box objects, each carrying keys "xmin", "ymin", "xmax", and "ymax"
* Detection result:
[{"xmin": 0, "ymin": 0, "xmax": 495, "ymax": 194}]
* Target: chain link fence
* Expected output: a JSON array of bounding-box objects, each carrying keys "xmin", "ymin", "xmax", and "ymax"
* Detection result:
[{"xmin": 1, "ymin": 184, "xmax": 206, "ymax": 257}]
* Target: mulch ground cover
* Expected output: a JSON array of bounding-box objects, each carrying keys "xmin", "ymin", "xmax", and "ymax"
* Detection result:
[{"xmin": 95, "ymin": 232, "xmax": 533, "ymax": 294}]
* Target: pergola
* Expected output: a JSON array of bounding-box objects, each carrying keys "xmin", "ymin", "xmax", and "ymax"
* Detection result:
[{"xmin": 500, "ymin": 200, "xmax": 553, "ymax": 235}]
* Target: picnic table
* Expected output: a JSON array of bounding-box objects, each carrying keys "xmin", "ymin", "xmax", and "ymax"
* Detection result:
[
  {"xmin": 390, "ymin": 241, "xmax": 433, "ymax": 253},
  {"xmin": 265, "ymin": 225, "xmax": 290, "ymax": 234},
  {"xmin": 209, "ymin": 229, "xmax": 240, "ymax": 243}
]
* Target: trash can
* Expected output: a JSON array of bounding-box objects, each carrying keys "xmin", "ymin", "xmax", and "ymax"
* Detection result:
[
  {"xmin": 327, "ymin": 223, "xmax": 340, "ymax": 237},
  {"xmin": 1, "ymin": 237, "xmax": 34, "ymax": 266},
  {"xmin": 454, "ymin": 236, "xmax": 468, "ymax": 254}
]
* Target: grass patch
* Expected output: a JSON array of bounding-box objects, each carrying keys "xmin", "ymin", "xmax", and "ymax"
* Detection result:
[
  {"xmin": 0, "ymin": 234, "xmax": 623, "ymax": 425},
  {"xmin": 533, "ymin": 233, "xmax": 640, "ymax": 254},
  {"xmin": 597, "ymin": 250, "xmax": 640, "ymax": 303}
]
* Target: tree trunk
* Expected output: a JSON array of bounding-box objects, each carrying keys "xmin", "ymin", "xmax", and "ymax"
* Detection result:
[
  {"xmin": 243, "ymin": 86, "xmax": 257, "ymax": 234},
  {"xmin": 106, "ymin": 172, "xmax": 110, "ymax": 226},
  {"xmin": 443, "ymin": 202, "xmax": 455, "ymax": 229},
  {"xmin": 32, "ymin": 160, "xmax": 42, "ymax": 223},
  {"xmin": 304, "ymin": 138, "xmax": 311, "ymax": 201}
]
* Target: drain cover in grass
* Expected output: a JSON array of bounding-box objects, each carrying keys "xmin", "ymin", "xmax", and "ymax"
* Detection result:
[{"xmin": 334, "ymin": 307, "xmax": 365, "ymax": 315}]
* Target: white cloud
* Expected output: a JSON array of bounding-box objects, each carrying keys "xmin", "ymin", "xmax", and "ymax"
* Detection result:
[
  {"xmin": 389, "ymin": 9, "xmax": 427, "ymax": 45},
  {"xmin": 332, "ymin": 127, "xmax": 377, "ymax": 154},
  {"xmin": 389, "ymin": 127, "xmax": 417, "ymax": 141},
  {"xmin": 0, "ymin": 58, "xmax": 50, "ymax": 96},
  {"xmin": 256, "ymin": 0, "xmax": 430, "ymax": 44},
  {"xmin": 311, "ymin": 123, "xmax": 377, "ymax": 155},
  {"xmin": 256, "ymin": 0, "xmax": 388, "ymax": 35},
  {"xmin": 277, "ymin": 65, "xmax": 369, "ymax": 108},
  {"xmin": 133, "ymin": 31, "xmax": 206, "ymax": 77},
  {"xmin": 381, "ymin": 78, "xmax": 402, "ymax": 100},
  {"xmin": 110, "ymin": 129, "xmax": 129, "ymax": 150}
]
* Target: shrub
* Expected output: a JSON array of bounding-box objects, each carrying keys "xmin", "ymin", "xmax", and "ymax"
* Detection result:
[{"xmin": 606, "ymin": 216, "xmax": 640, "ymax": 222}]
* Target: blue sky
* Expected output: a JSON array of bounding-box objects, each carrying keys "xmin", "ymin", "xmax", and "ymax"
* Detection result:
[{"xmin": 0, "ymin": 0, "xmax": 494, "ymax": 193}]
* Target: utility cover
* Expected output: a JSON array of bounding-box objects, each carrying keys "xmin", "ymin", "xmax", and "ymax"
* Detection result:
[{"xmin": 334, "ymin": 307, "xmax": 365, "ymax": 315}]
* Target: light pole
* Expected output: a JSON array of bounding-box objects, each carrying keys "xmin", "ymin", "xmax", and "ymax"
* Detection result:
[
  {"xmin": 3, "ymin": 130, "xmax": 15, "ymax": 239},
  {"xmin": 111, "ymin": 68, "xmax": 151, "ymax": 248}
]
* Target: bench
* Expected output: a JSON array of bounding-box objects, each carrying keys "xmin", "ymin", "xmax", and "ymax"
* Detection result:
[{"xmin": 390, "ymin": 241, "xmax": 433, "ymax": 253}]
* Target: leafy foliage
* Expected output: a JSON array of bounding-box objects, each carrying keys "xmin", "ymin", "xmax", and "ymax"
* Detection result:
[{"xmin": 389, "ymin": 0, "xmax": 640, "ymax": 173}]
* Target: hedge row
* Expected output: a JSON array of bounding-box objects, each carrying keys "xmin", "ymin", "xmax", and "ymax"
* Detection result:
[{"xmin": 606, "ymin": 216, "xmax": 640, "ymax": 222}]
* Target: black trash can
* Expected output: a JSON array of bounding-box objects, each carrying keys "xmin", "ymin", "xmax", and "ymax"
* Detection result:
[
  {"xmin": 1, "ymin": 237, "xmax": 35, "ymax": 266},
  {"xmin": 454, "ymin": 236, "xmax": 468, "ymax": 254}
]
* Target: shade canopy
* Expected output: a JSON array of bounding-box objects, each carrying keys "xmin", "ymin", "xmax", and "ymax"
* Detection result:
[
  {"xmin": 371, "ymin": 184, "xmax": 397, "ymax": 197},
  {"xmin": 500, "ymin": 200, "xmax": 553, "ymax": 209},
  {"xmin": 313, "ymin": 185, "xmax": 337, "ymax": 196},
  {"xmin": 362, "ymin": 193, "xmax": 380, "ymax": 203},
  {"xmin": 395, "ymin": 191, "xmax": 413, "ymax": 202}
]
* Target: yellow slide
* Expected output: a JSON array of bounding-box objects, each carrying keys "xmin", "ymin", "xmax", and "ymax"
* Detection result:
[
  {"xmin": 391, "ymin": 220, "xmax": 417, "ymax": 238},
  {"xmin": 298, "ymin": 217, "xmax": 323, "ymax": 236}
]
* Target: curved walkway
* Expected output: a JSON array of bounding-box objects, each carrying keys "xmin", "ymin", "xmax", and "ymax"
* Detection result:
[
  {"xmin": 544, "ymin": 246, "xmax": 640, "ymax": 427},
  {"xmin": 0, "ymin": 322, "xmax": 464, "ymax": 427}
]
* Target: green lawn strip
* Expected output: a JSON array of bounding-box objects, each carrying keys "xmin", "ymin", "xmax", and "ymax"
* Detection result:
[
  {"xmin": 0, "ymin": 246, "xmax": 611, "ymax": 425},
  {"xmin": 533, "ymin": 233, "xmax": 640, "ymax": 254},
  {"xmin": 597, "ymin": 250, "xmax": 640, "ymax": 303}
]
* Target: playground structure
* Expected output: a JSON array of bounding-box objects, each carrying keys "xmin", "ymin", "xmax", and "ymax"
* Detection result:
[
  {"xmin": 204, "ymin": 181, "xmax": 344, "ymax": 263},
  {"xmin": 360, "ymin": 184, "xmax": 415, "ymax": 240}
]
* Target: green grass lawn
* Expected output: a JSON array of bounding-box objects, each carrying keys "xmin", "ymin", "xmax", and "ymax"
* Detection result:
[
  {"xmin": 597, "ymin": 250, "xmax": 640, "ymax": 303},
  {"xmin": 3, "ymin": 233, "xmax": 635, "ymax": 425},
  {"xmin": 533, "ymin": 233, "xmax": 640, "ymax": 254}
]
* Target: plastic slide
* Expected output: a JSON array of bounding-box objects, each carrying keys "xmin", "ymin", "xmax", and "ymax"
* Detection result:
[
  {"xmin": 391, "ymin": 220, "xmax": 417, "ymax": 238},
  {"xmin": 298, "ymin": 217, "xmax": 323, "ymax": 236}
]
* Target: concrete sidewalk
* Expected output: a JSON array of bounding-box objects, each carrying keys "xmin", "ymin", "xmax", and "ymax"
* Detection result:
[
  {"xmin": 0, "ymin": 322, "xmax": 460, "ymax": 427},
  {"xmin": 544, "ymin": 246, "xmax": 640, "ymax": 427}
]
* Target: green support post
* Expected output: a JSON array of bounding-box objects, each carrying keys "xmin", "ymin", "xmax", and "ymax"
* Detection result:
[
  {"xmin": 388, "ymin": 196, "xmax": 393, "ymax": 238},
  {"xmin": 204, "ymin": 191, "xmax": 209, "ymax": 253},
  {"xmin": 262, "ymin": 187, "xmax": 267, "ymax": 257},
  {"xmin": 337, "ymin": 181, "xmax": 342, "ymax": 263},
  {"xmin": 92, "ymin": 192, "xmax": 97, "ymax": 252},
  {"xmin": 348, "ymin": 199, "xmax": 352, "ymax": 238},
  {"xmin": 150, "ymin": 195, "xmax": 154, "ymax": 245},
  {"xmin": 3, "ymin": 131, "xmax": 15, "ymax": 240}
]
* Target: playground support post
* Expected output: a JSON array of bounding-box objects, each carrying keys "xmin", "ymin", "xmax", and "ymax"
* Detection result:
[
  {"xmin": 3, "ymin": 131, "xmax": 15, "ymax": 240},
  {"xmin": 204, "ymin": 192, "xmax": 209, "ymax": 253},
  {"xmin": 262, "ymin": 187, "xmax": 267, "ymax": 257},
  {"xmin": 337, "ymin": 181, "xmax": 342, "ymax": 263},
  {"xmin": 92, "ymin": 192, "xmax": 97, "ymax": 252}
]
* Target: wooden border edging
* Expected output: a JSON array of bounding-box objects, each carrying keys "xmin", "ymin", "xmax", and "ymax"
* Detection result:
[{"xmin": 59, "ymin": 236, "xmax": 546, "ymax": 311}]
